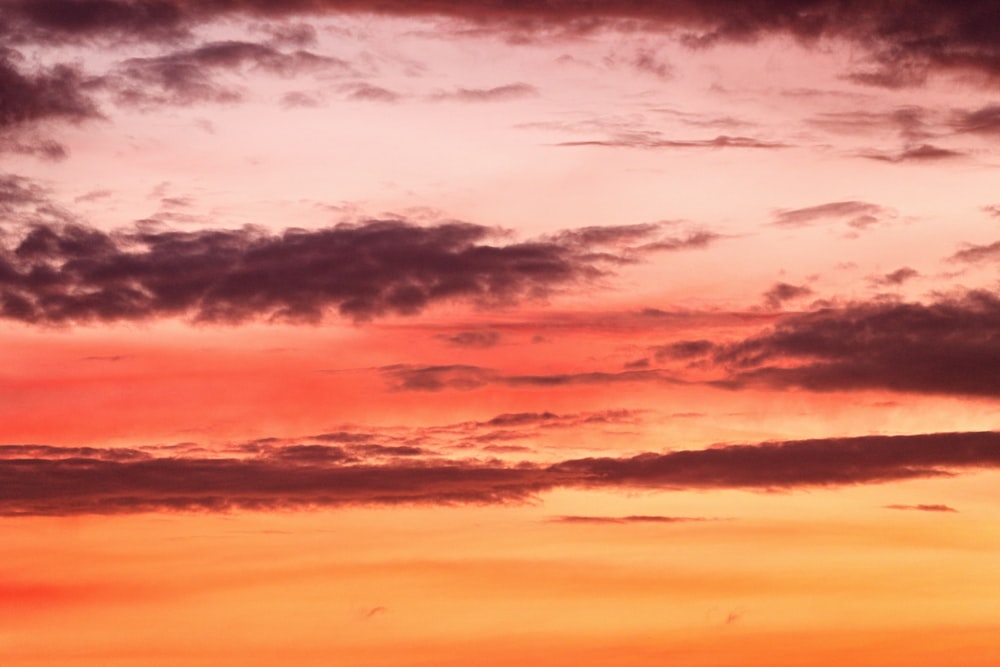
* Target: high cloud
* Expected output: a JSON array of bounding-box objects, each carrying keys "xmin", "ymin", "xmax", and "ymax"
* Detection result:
[
  {"xmin": 3, "ymin": 429, "xmax": 1000, "ymax": 515},
  {"xmin": 0, "ymin": 215, "xmax": 713, "ymax": 325}
]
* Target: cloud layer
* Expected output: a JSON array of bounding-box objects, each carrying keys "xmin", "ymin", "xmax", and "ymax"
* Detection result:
[
  {"xmin": 0, "ymin": 217, "xmax": 712, "ymax": 324},
  {"xmin": 3, "ymin": 429, "xmax": 1000, "ymax": 515}
]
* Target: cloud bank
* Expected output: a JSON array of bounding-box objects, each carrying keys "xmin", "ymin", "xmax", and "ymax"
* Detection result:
[{"xmin": 3, "ymin": 430, "xmax": 1000, "ymax": 515}]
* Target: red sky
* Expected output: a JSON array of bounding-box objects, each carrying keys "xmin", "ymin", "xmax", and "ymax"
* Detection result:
[{"xmin": 2, "ymin": 1, "xmax": 1000, "ymax": 664}]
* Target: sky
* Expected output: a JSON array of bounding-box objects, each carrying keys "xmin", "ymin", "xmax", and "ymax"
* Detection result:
[{"xmin": 2, "ymin": 1, "xmax": 1000, "ymax": 664}]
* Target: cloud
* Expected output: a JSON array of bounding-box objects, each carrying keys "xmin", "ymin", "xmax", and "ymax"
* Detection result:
[
  {"xmin": 557, "ymin": 134, "xmax": 786, "ymax": 150},
  {"xmin": 347, "ymin": 84, "xmax": 400, "ymax": 102},
  {"xmin": 762, "ymin": 282, "xmax": 813, "ymax": 310},
  {"xmin": 2, "ymin": 0, "xmax": 187, "ymax": 44},
  {"xmin": 548, "ymin": 515, "xmax": 712, "ymax": 524},
  {"xmin": 771, "ymin": 201, "xmax": 888, "ymax": 229},
  {"xmin": 711, "ymin": 290, "xmax": 1000, "ymax": 397},
  {"xmin": 9, "ymin": 2, "xmax": 1000, "ymax": 84},
  {"xmin": 0, "ymin": 51, "xmax": 100, "ymax": 157},
  {"xmin": 381, "ymin": 364, "xmax": 496, "ymax": 391},
  {"xmin": 438, "ymin": 330, "xmax": 502, "ymax": 348},
  {"xmin": 113, "ymin": 40, "xmax": 349, "ymax": 107},
  {"xmin": 432, "ymin": 82, "xmax": 538, "ymax": 102},
  {"xmin": 4, "ymin": 430, "xmax": 1000, "ymax": 515},
  {"xmin": 380, "ymin": 364, "xmax": 681, "ymax": 391},
  {"xmin": 0, "ymin": 217, "xmax": 674, "ymax": 325},
  {"xmin": 861, "ymin": 144, "xmax": 965, "ymax": 163},
  {"xmin": 884, "ymin": 504, "xmax": 958, "ymax": 513},
  {"xmin": 870, "ymin": 267, "xmax": 919, "ymax": 287},
  {"xmin": 652, "ymin": 339, "xmax": 714, "ymax": 361},
  {"xmin": 951, "ymin": 105, "xmax": 1000, "ymax": 135},
  {"xmin": 949, "ymin": 240, "xmax": 1000, "ymax": 263}
]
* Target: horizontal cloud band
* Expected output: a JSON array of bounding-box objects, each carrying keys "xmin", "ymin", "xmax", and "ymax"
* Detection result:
[
  {"xmin": 2, "ymin": 430, "xmax": 999, "ymax": 515},
  {"xmin": 0, "ymin": 219, "xmax": 711, "ymax": 324}
]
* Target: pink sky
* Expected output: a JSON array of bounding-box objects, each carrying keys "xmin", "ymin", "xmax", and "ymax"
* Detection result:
[{"xmin": 2, "ymin": 2, "xmax": 1000, "ymax": 664}]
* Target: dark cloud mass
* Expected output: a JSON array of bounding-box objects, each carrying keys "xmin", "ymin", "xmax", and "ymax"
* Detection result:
[
  {"xmin": 0, "ymin": 51, "xmax": 100, "ymax": 156},
  {"xmin": 6, "ymin": 2, "xmax": 1000, "ymax": 84},
  {"xmin": 3, "ymin": 430, "xmax": 1000, "ymax": 515},
  {"xmin": 113, "ymin": 40, "xmax": 348, "ymax": 106},
  {"xmin": 712, "ymin": 290, "xmax": 1000, "ymax": 397},
  {"xmin": 762, "ymin": 282, "xmax": 813, "ymax": 309},
  {"xmin": 0, "ymin": 218, "xmax": 687, "ymax": 325}
]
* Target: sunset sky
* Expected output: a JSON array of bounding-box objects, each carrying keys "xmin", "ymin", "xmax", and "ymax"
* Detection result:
[{"xmin": 3, "ymin": 1, "xmax": 1000, "ymax": 664}]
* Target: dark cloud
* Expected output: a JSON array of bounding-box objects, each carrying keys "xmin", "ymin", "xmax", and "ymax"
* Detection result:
[
  {"xmin": 951, "ymin": 105, "xmax": 1000, "ymax": 135},
  {"xmin": 762, "ymin": 282, "xmax": 813, "ymax": 310},
  {"xmin": 712, "ymin": 290, "xmax": 1000, "ymax": 397},
  {"xmin": 7, "ymin": 2, "xmax": 1000, "ymax": 84},
  {"xmin": 113, "ymin": 40, "xmax": 348, "ymax": 107},
  {"xmin": 0, "ymin": 218, "xmax": 668, "ymax": 325},
  {"xmin": 381, "ymin": 364, "xmax": 496, "ymax": 391},
  {"xmin": 485, "ymin": 411, "xmax": 560, "ymax": 427},
  {"xmin": 438, "ymin": 330, "xmax": 501, "ymax": 348},
  {"xmin": 862, "ymin": 144, "xmax": 965, "ymax": 163},
  {"xmin": 884, "ymin": 503, "xmax": 958, "ymax": 513},
  {"xmin": 433, "ymin": 82, "xmax": 537, "ymax": 102},
  {"xmin": 0, "ymin": 51, "xmax": 100, "ymax": 156},
  {"xmin": 983, "ymin": 205, "xmax": 1000, "ymax": 218},
  {"xmin": 949, "ymin": 239, "xmax": 1000, "ymax": 263},
  {"xmin": 4, "ymin": 429, "xmax": 1000, "ymax": 515},
  {"xmin": 380, "ymin": 364, "xmax": 682, "ymax": 391},
  {"xmin": 652, "ymin": 339, "xmax": 714, "ymax": 362},
  {"xmin": 870, "ymin": 267, "xmax": 919, "ymax": 287},
  {"xmin": 771, "ymin": 201, "xmax": 887, "ymax": 229},
  {"xmin": 552, "ymin": 431, "xmax": 1000, "ymax": 491},
  {"xmin": 2, "ymin": 0, "xmax": 186, "ymax": 43}
]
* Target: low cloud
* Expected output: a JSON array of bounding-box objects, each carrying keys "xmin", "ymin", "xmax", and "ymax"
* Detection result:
[
  {"xmin": 439, "ymin": 330, "xmax": 502, "ymax": 348},
  {"xmin": 771, "ymin": 201, "xmax": 889, "ymax": 229},
  {"xmin": 380, "ymin": 364, "xmax": 681, "ymax": 392},
  {"xmin": 113, "ymin": 40, "xmax": 349, "ymax": 107},
  {"xmin": 884, "ymin": 503, "xmax": 958, "ymax": 513},
  {"xmin": 432, "ymin": 82, "xmax": 537, "ymax": 102},
  {"xmin": 711, "ymin": 290, "xmax": 1000, "ymax": 397},
  {"xmin": 870, "ymin": 267, "xmax": 919, "ymax": 287},
  {"xmin": 862, "ymin": 144, "xmax": 965, "ymax": 163},
  {"xmin": 0, "ymin": 217, "xmax": 693, "ymax": 325},
  {"xmin": 3, "ymin": 430, "xmax": 1000, "ymax": 515},
  {"xmin": 950, "ymin": 240, "xmax": 1000, "ymax": 264},
  {"xmin": 762, "ymin": 282, "xmax": 813, "ymax": 310},
  {"xmin": 558, "ymin": 134, "xmax": 786, "ymax": 150},
  {"xmin": 548, "ymin": 515, "xmax": 712, "ymax": 524}
]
